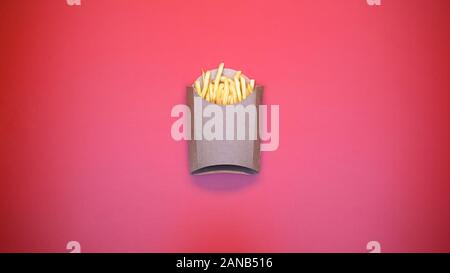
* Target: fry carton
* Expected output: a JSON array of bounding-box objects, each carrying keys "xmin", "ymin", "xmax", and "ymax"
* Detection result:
[{"xmin": 187, "ymin": 65, "xmax": 263, "ymax": 175}]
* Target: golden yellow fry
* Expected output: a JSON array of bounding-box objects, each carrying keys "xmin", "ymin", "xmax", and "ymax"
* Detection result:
[
  {"xmin": 247, "ymin": 83, "xmax": 252, "ymax": 94},
  {"xmin": 228, "ymin": 95, "xmax": 233, "ymax": 105},
  {"xmin": 215, "ymin": 84, "xmax": 220, "ymax": 104},
  {"xmin": 209, "ymin": 82, "xmax": 215, "ymax": 101},
  {"xmin": 194, "ymin": 80, "xmax": 202, "ymax": 96},
  {"xmin": 206, "ymin": 92, "xmax": 210, "ymax": 102},
  {"xmin": 229, "ymin": 79, "xmax": 237, "ymax": 103},
  {"xmin": 204, "ymin": 83, "xmax": 211, "ymax": 100},
  {"xmin": 234, "ymin": 71, "xmax": 242, "ymax": 102},
  {"xmin": 223, "ymin": 80, "xmax": 230, "ymax": 104},
  {"xmin": 240, "ymin": 76, "xmax": 247, "ymax": 100},
  {"xmin": 220, "ymin": 76, "xmax": 228, "ymax": 82},
  {"xmin": 249, "ymin": 79, "xmax": 255, "ymax": 91},
  {"xmin": 213, "ymin": 63, "xmax": 224, "ymax": 97},
  {"xmin": 201, "ymin": 71, "xmax": 211, "ymax": 98},
  {"xmin": 202, "ymin": 69, "xmax": 205, "ymax": 84}
]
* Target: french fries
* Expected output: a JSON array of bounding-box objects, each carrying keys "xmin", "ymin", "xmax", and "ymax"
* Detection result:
[
  {"xmin": 193, "ymin": 63, "xmax": 255, "ymax": 105},
  {"xmin": 200, "ymin": 71, "xmax": 211, "ymax": 98}
]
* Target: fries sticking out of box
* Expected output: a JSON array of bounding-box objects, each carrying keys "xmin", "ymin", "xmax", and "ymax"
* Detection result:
[{"xmin": 193, "ymin": 63, "xmax": 256, "ymax": 105}]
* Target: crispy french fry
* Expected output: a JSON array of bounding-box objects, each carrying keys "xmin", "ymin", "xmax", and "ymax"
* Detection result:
[
  {"xmin": 213, "ymin": 63, "xmax": 224, "ymax": 97},
  {"xmin": 209, "ymin": 82, "xmax": 215, "ymax": 101},
  {"xmin": 206, "ymin": 92, "xmax": 210, "ymax": 102},
  {"xmin": 215, "ymin": 84, "xmax": 220, "ymax": 104},
  {"xmin": 202, "ymin": 69, "xmax": 205, "ymax": 84},
  {"xmin": 201, "ymin": 71, "xmax": 211, "ymax": 98},
  {"xmin": 240, "ymin": 76, "xmax": 247, "ymax": 100},
  {"xmin": 229, "ymin": 79, "xmax": 237, "ymax": 103},
  {"xmin": 249, "ymin": 79, "xmax": 255, "ymax": 91},
  {"xmin": 217, "ymin": 83, "xmax": 224, "ymax": 104},
  {"xmin": 234, "ymin": 71, "xmax": 242, "ymax": 102},
  {"xmin": 223, "ymin": 80, "xmax": 230, "ymax": 104},
  {"xmin": 234, "ymin": 77, "xmax": 242, "ymax": 102}
]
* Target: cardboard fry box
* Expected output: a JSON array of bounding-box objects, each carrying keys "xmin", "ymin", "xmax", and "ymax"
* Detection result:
[{"xmin": 187, "ymin": 68, "xmax": 263, "ymax": 175}]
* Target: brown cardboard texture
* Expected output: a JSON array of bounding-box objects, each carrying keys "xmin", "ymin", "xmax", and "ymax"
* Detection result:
[{"xmin": 187, "ymin": 68, "xmax": 263, "ymax": 175}]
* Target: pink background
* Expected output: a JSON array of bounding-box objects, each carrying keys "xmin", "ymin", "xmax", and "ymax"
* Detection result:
[{"xmin": 0, "ymin": 0, "xmax": 449, "ymax": 252}]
